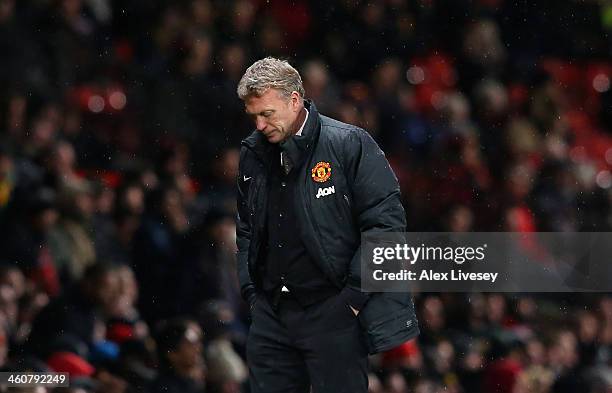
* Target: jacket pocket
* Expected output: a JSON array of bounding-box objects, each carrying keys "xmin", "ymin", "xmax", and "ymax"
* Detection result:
[{"xmin": 364, "ymin": 309, "xmax": 419, "ymax": 355}]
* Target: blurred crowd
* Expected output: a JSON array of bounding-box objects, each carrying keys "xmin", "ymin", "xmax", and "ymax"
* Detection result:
[{"xmin": 0, "ymin": 0, "xmax": 611, "ymax": 392}]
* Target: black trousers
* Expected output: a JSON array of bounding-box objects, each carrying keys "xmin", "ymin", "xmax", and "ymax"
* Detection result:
[{"xmin": 247, "ymin": 292, "xmax": 368, "ymax": 393}]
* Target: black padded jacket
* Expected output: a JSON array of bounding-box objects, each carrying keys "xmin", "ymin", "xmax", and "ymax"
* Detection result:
[{"xmin": 236, "ymin": 101, "xmax": 419, "ymax": 354}]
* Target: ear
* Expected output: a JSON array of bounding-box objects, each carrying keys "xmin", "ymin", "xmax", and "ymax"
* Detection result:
[{"xmin": 290, "ymin": 91, "xmax": 301, "ymax": 111}]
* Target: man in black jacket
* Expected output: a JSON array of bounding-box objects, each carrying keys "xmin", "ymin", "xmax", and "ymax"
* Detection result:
[{"xmin": 235, "ymin": 57, "xmax": 418, "ymax": 393}]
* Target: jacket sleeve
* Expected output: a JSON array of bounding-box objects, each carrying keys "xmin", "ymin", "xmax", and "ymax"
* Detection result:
[
  {"xmin": 236, "ymin": 148, "xmax": 257, "ymax": 307},
  {"xmin": 341, "ymin": 128, "xmax": 407, "ymax": 309}
]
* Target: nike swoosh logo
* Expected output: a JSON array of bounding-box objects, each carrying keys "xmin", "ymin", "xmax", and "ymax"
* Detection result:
[{"xmin": 243, "ymin": 176, "xmax": 252, "ymax": 181}]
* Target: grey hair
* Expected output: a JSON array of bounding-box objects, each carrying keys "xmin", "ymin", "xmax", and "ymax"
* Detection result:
[{"xmin": 236, "ymin": 57, "xmax": 305, "ymax": 100}]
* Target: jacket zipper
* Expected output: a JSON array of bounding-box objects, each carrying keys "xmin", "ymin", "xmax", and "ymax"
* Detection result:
[
  {"xmin": 300, "ymin": 161, "xmax": 343, "ymax": 288},
  {"xmin": 242, "ymin": 137, "xmax": 342, "ymax": 288}
]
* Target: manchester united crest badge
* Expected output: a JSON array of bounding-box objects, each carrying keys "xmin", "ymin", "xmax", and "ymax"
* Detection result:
[{"xmin": 311, "ymin": 161, "xmax": 331, "ymax": 183}]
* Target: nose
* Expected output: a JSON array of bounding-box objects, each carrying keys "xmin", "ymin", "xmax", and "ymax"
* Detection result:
[{"xmin": 255, "ymin": 116, "xmax": 267, "ymax": 131}]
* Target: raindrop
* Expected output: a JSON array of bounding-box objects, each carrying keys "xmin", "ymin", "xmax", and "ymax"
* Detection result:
[
  {"xmin": 109, "ymin": 91, "xmax": 127, "ymax": 110},
  {"xmin": 88, "ymin": 95, "xmax": 105, "ymax": 113},
  {"xmin": 595, "ymin": 170, "xmax": 612, "ymax": 189},
  {"xmin": 593, "ymin": 73, "xmax": 610, "ymax": 93},
  {"xmin": 431, "ymin": 91, "xmax": 446, "ymax": 110},
  {"xmin": 605, "ymin": 148, "xmax": 612, "ymax": 165},
  {"xmin": 406, "ymin": 66, "xmax": 425, "ymax": 85}
]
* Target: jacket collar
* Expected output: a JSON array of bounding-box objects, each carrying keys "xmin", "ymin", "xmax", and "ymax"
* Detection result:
[{"xmin": 241, "ymin": 100, "xmax": 321, "ymax": 167}]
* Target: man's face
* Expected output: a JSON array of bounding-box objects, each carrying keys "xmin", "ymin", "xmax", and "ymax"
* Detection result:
[
  {"xmin": 92, "ymin": 271, "xmax": 121, "ymax": 313},
  {"xmin": 244, "ymin": 89, "xmax": 302, "ymax": 144}
]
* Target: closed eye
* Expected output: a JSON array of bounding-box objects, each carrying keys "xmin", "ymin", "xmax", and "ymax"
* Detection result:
[{"xmin": 245, "ymin": 110, "xmax": 275, "ymax": 118}]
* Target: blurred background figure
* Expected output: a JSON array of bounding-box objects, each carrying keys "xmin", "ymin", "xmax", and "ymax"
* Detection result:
[{"xmin": 150, "ymin": 318, "xmax": 206, "ymax": 393}]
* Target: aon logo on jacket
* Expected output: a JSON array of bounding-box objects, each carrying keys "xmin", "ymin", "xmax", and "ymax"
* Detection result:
[{"xmin": 316, "ymin": 186, "xmax": 335, "ymax": 199}]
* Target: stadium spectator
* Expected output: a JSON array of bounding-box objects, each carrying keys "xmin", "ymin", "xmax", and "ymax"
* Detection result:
[
  {"xmin": 150, "ymin": 318, "xmax": 206, "ymax": 393},
  {"xmin": 26, "ymin": 263, "xmax": 121, "ymax": 358}
]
